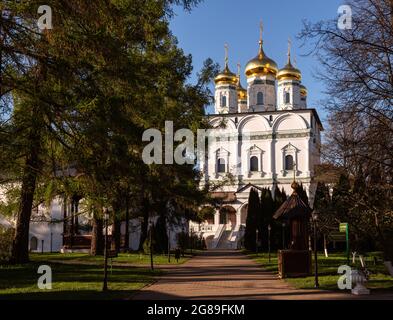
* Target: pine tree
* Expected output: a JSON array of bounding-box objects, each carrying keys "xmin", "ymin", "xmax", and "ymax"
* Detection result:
[
  {"xmin": 297, "ymin": 183, "xmax": 309, "ymax": 206},
  {"xmin": 331, "ymin": 174, "xmax": 351, "ymax": 220},
  {"xmin": 1, "ymin": 0, "xmax": 212, "ymax": 263},
  {"xmin": 259, "ymin": 188, "xmax": 274, "ymax": 251},
  {"xmin": 244, "ymin": 188, "xmax": 260, "ymax": 252}
]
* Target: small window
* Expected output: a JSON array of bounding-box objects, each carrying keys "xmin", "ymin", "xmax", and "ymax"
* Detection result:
[
  {"xmin": 217, "ymin": 158, "xmax": 226, "ymax": 173},
  {"xmin": 257, "ymin": 92, "xmax": 264, "ymax": 105},
  {"xmin": 285, "ymin": 155, "xmax": 294, "ymax": 170},
  {"xmin": 30, "ymin": 236, "xmax": 38, "ymax": 251},
  {"xmin": 250, "ymin": 156, "xmax": 259, "ymax": 172},
  {"xmin": 269, "ymin": 115, "xmax": 273, "ymax": 122},
  {"xmin": 284, "ymin": 92, "xmax": 290, "ymax": 104},
  {"xmin": 222, "ymin": 96, "xmax": 227, "ymax": 107}
]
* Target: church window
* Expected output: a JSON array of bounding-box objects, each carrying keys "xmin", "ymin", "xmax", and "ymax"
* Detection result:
[
  {"xmin": 222, "ymin": 95, "xmax": 227, "ymax": 107},
  {"xmin": 284, "ymin": 92, "xmax": 290, "ymax": 104},
  {"xmin": 257, "ymin": 92, "xmax": 264, "ymax": 105},
  {"xmin": 285, "ymin": 155, "xmax": 294, "ymax": 170},
  {"xmin": 30, "ymin": 236, "xmax": 38, "ymax": 251},
  {"xmin": 250, "ymin": 156, "xmax": 259, "ymax": 172},
  {"xmin": 217, "ymin": 158, "xmax": 226, "ymax": 173}
]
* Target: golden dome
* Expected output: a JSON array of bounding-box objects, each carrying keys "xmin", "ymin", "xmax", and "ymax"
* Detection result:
[
  {"xmin": 236, "ymin": 63, "xmax": 247, "ymax": 100},
  {"xmin": 214, "ymin": 65, "xmax": 238, "ymax": 85},
  {"xmin": 237, "ymin": 80, "xmax": 247, "ymax": 100},
  {"xmin": 300, "ymin": 84, "xmax": 308, "ymax": 96},
  {"xmin": 215, "ymin": 43, "xmax": 238, "ymax": 85},
  {"xmin": 277, "ymin": 61, "xmax": 301, "ymax": 81},
  {"xmin": 277, "ymin": 40, "xmax": 301, "ymax": 81},
  {"xmin": 245, "ymin": 41, "xmax": 278, "ymax": 77}
]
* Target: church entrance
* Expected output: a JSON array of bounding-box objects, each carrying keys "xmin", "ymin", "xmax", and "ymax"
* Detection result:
[
  {"xmin": 240, "ymin": 204, "xmax": 248, "ymax": 225},
  {"xmin": 219, "ymin": 206, "xmax": 236, "ymax": 226}
]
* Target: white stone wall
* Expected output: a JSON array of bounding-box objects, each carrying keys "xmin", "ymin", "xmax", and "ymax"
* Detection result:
[
  {"xmin": 246, "ymin": 75, "xmax": 276, "ymax": 111},
  {"xmin": 214, "ymin": 85, "xmax": 238, "ymax": 114},
  {"xmin": 29, "ymin": 197, "xmax": 64, "ymax": 253},
  {"xmin": 277, "ymin": 80, "xmax": 301, "ymax": 110},
  {"xmin": 203, "ymin": 110, "xmax": 321, "ymax": 202}
]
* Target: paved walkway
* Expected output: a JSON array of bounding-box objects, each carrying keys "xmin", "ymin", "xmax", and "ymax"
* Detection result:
[{"xmin": 132, "ymin": 250, "xmax": 393, "ymax": 300}]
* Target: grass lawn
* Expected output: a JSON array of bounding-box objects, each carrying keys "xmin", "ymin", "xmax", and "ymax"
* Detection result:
[
  {"xmin": 0, "ymin": 251, "xmax": 194, "ymax": 300},
  {"xmin": 245, "ymin": 250, "xmax": 393, "ymax": 292},
  {"xmin": 29, "ymin": 251, "xmax": 193, "ymax": 266}
]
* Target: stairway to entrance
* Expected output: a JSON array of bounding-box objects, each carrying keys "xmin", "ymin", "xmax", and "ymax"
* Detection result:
[{"xmin": 216, "ymin": 230, "xmax": 231, "ymax": 249}]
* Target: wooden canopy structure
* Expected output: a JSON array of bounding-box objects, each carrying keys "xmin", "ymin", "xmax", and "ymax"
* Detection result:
[{"xmin": 273, "ymin": 181, "xmax": 311, "ymax": 251}]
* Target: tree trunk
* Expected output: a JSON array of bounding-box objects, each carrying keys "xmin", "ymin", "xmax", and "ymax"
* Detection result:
[
  {"xmin": 124, "ymin": 194, "xmax": 130, "ymax": 251},
  {"xmin": 91, "ymin": 215, "xmax": 104, "ymax": 255},
  {"xmin": 324, "ymin": 234, "xmax": 328, "ymax": 257},
  {"xmin": 10, "ymin": 112, "xmax": 42, "ymax": 264},
  {"xmin": 111, "ymin": 203, "xmax": 121, "ymax": 253},
  {"xmin": 138, "ymin": 197, "xmax": 150, "ymax": 251}
]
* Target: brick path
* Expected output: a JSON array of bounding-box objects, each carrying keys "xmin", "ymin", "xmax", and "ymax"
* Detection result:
[{"xmin": 132, "ymin": 250, "xmax": 393, "ymax": 300}]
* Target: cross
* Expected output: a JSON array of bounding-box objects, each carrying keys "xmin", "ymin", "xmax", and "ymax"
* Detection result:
[
  {"xmin": 259, "ymin": 20, "xmax": 263, "ymax": 43},
  {"xmin": 287, "ymin": 37, "xmax": 292, "ymax": 63},
  {"xmin": 237, "ymin": 63, "xmax": 241, "ymax": 77},
  {"xmin": 224, "ymin": 43, "xmax": 229, "ymax": 67}
]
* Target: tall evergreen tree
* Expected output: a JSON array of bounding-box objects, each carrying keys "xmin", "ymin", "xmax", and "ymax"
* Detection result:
[
  {"xmin": 244, "ymin": 188, "xmax": 260, "ymax": 252},
  {"xmin": 1, "ymin": 0, "xmax": 213, "ymax": 263},
  {"xmin": 259, "ymin": 188, "xmax": 274, "ymax": 251}
]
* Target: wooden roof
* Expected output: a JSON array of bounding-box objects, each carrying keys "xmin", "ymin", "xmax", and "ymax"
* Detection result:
[
  {"xmin": 273, "ymin": 191, "xmax": 312, "ymax": 220},
  {"xmin": 210, "ymin": 192, "xmax": 236, "ymax": 203}
]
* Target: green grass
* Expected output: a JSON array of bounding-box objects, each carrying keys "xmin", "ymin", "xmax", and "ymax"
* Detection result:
[
  {"xmin": 29, "ymin": 251, "xmax": 192, "ymax": 266},
  {"xmin": 245, "ymin": 250, "xmax": 393, "ymax": 292},
  {"xmin": 0, "ymin": 250, "xmax": 195, "ymax": 299},
  {"xmin": 0, "ymin": 252, "xmax": 176, "ymax": 300}
]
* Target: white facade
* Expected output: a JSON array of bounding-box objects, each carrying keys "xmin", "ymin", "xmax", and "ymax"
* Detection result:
[{"xmin": 192, "ymin": 33, "xmax": 323, "ymax": 249}]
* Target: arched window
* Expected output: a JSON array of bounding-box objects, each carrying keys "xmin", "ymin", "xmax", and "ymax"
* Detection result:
[
  {"xmin": 257, "ymin": 92, "xmax": 264, "ymax": 105},
  {"xmin": 217, "ymin": 158, "xmax": 226, "ymax": 173},
  {"xmin": 285, "ymin": 155, "xmax": 294, "ymax": 170},
  {"xmin": 250, "ymin": 156, "xmax": 259, "ymax": 172},
  {"xmin": 30, "ymin": 236, "xmax": 38, "ymax": 251},
  {"xmin": 222, "ymin": 95, "xmax": 227, "ymax": 107},
  {"xmin": 284, "ymin": 92, "xmax": 290, "ymax": 104}
]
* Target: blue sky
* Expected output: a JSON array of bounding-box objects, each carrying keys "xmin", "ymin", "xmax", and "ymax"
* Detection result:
[{"xmin": 170, "ymin": 0, "xmax": 344, "ymax": 121}]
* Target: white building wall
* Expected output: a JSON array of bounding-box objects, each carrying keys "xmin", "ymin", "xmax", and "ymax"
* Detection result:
[{"xmin": 29, "ymin": 197, "xmax": 64, "ymax": 253}]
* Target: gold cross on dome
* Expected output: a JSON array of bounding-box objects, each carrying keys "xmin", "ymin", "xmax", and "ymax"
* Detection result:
[
  {"xmin": 259, "ymin": 20, "xmax": 263, "ymax": 43},
  {"xmin": 224, "ymin": 43, "xmax": 229, "ymax": 67}
]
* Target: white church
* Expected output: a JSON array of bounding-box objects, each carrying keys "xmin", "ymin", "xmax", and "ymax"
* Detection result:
[
  {"xmin": 190, "ymin": 27, "xmax": 323, "ymax": 249},
  {"xmin": 0, "ymin": 26, "xmax": 322, "ymax": 253}
]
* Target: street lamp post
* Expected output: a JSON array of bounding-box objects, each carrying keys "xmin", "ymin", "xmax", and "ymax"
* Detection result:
[
  {"xmin": 102, "ymin": 208, "xmax": 109, "ymax": 292},
  {"xmin": 268, "ymin": 224, "xmax": 272, "ymax": 262},
  {"xmin": 312, "ymin": 211, "xmax": 319, "ymax": 288}
]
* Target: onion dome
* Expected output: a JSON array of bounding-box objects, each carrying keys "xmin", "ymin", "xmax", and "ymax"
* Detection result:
[
  {"xmin": 236, "ymin": 63, "xmax": 247, "ymax": 100},
  {"xmin": 237, "ymin": 80, "xmax": 247, "ymax": 100},
  {"xmin": 245, "ymin": 22, "xmax": 278, "ymax": 78},
  {"xmin": 277, "ymin": 39, "xmax": 301, "ymax": 81},
  {"xmin": 300, "ymin": 84, "xmax": 308, "ymax": 96},
  {"xmin": 214, "ymin": 44, "xmax": 238, "ymax": 85}
]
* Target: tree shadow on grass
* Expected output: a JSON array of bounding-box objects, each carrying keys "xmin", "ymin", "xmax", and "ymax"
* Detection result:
[
  {"xmin": 0, "ymin": 290, "xmax": 137, "ymax": 300},
  {"xmin": 0, "ymin": 262, "xmax": 159, "ymax": 298}
]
